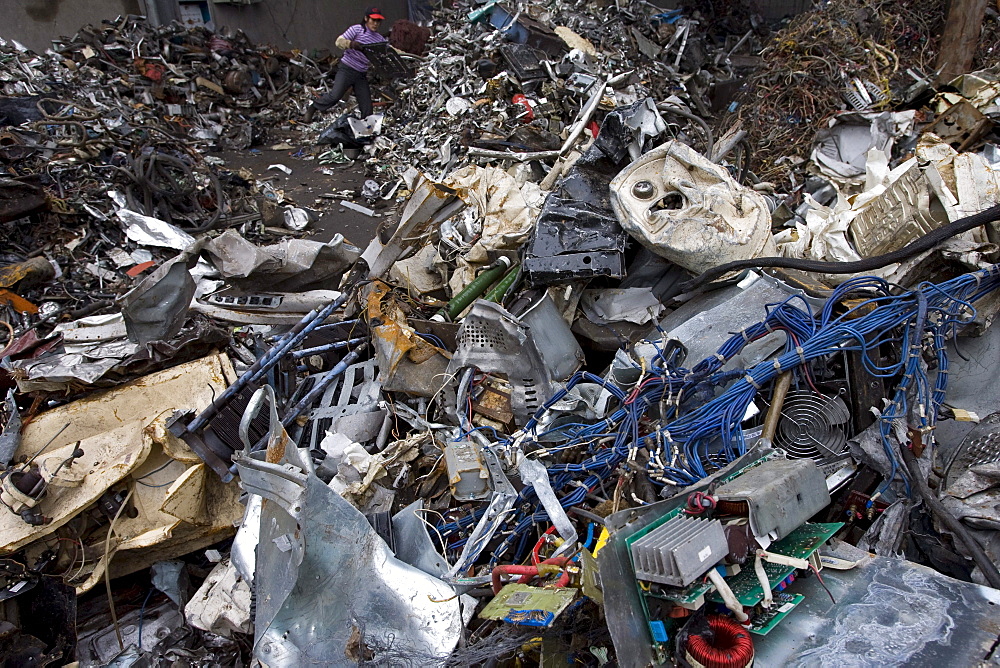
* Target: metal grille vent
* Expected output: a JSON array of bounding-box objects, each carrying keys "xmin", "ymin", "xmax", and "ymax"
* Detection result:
[
  {"xmin": 457, "ymin": 321, "xmax": 516, "ymax": 354},
  {"xmin": 774, "ymin": 390, "xmax": 850, "ymax": 460},
  {"xmin": 944, "ymin": 412, "xmax": 1000, "ymax": 488}
]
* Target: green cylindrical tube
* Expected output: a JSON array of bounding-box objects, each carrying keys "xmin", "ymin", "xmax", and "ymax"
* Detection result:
[
  {"xmin": 483, "ymin": 264, "xmax": 520, "ymax": 303},
  {"xmin": 440, "ymin": 258, "xmax": 511, "ymax": 321}
]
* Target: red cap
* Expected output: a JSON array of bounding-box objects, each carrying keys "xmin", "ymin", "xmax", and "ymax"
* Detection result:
[{"xmin": 366, "ymin": 7, "xmax": 385, "ymax": 19}]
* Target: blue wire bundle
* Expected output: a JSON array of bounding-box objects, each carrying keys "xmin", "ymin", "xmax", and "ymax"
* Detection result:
[{"xmin": 437, "ymin": 266, "xmax": 1000, "ymax": 564}]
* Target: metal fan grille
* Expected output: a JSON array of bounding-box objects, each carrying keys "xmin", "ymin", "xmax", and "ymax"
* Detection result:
[{"xmin": 774, "ymin": 390, "xmax": 850, "ymax": 460}]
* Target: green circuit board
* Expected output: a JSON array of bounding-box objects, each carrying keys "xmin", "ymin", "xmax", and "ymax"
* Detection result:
[
  {"xmin": 707, "ymin": 522, "xmax": 842, "ymax": 607},
  {"xmin": 641, "ymin": 521, "xmax": 841, "ymax": 607},
  {"xmin": 626, "ymin": 454, "xmax": 842, "ymax": 661},
  {"xmin": 748, "ymin": 592, "xmax": 805, "ymax": 635}
]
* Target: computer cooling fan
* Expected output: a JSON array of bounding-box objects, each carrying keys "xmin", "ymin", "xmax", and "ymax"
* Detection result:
[{"xmin": 773, "ymin": 390, "xmax": 851, "ymax": 460}]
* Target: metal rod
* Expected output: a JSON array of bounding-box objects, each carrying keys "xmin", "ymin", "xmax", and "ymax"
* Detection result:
[
  {"xmin": 186, "ymin": 289, "xmax": 354, "ymax": 433},
  {"xmin": 761, "ymin": 372, "xmax": 793, "ymax": 444},
  {"xmin": 290, "ymin": 337, "xmax": 368, "ymax": 360}
]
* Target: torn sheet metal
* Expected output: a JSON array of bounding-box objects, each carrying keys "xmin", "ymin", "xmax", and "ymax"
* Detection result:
[
  {"xmin": 579, "ymin": 287, "xmax": 664, "ymax": 325},
  {"xmin": 610, "ymin": 140, "xmax": 776, "ymax": 275},
  {"xmin": 918, "ymin": 135, "xmax": 1000, "ymax": 220},
  {"xmin": 847, "ymin": 158, "xmax": 950, "ymax": 258},
  {"xmin": 120, "ymin": 253, "xmax": 197, "ymax": 346},
  {"xmin": 364, "ymin": 171, "xmax": 465, "ymax": 280},
  {"xmin": 230, "ymin": 494, "xmax": 261, "ymax": 584},
  {"xmin": 234, "ymin": 443, "xmax": 463, "ymax": 665},
  {"xmin": 367, "ymin": 282, "xmax": 451, "ymax": 397},
  {"xmin": 185, "ymin": 558, "xmax": 252, "ymax": 637},
  {"xmin": 204, "ymin": 230, "xmax": 359, "ymax": 292},
  {"xmin": 391, "ymin": 500, "xmax": 451, "ymax": 578},
  {"xmin": 0, "ymin": 389, "xmax": 22, "ymax": 468},
  {"xmin": 923, "ymin": 100, "xmax": 993, "ymax": 153},
  {"xmin": 593, "ymin": 98, "xmax": 667, "ymax": 164},
  {"xmin": 755, "ymin": 545, "xmax": 1000, "ymax": 666},
  {"xmin": 387, "ymin": 243, "xmax": 445, "ymax": 295},
  {"xmin": 812, "ymin": 111, "xmax": 916, "ymax": 182},
  {"xmin": 115, "ymin": 206, "xmax": 196, "ymax": 251},
  {"xmin": 518, "ymin": 456, "xmax": 577, "ymax": 557}
]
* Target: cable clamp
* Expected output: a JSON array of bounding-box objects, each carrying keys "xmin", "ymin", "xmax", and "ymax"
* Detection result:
[
  {"xmin": 714, "ymin": 353, "xmax": 726, "ymax": 364},
  {"xmin": 796, "ymin": 346, "xmax": 807, "ymax": 366},
  {"xmin": 740, "ymin": 328, "xmax": 752, "ymax": 343},
  {"xmin": 772, "ymin": 360, "xmax": 783, "ymax": 372},
  {"xmin": 745, "ymin": 375, "xmax": 761, "ymax": 390}
]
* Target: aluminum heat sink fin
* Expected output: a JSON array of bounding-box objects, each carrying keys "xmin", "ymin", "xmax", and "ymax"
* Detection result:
[{"xmin": 630, "ymin": 515, "xmax": 728, "ymax": 587}]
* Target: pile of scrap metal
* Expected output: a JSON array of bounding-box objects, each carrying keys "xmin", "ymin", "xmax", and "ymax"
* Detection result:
[
  {"xmin": 304, "ymin": 0, "xmax": 766, "ymax": 179},
  {"xmin": 3, "ymin": 0, "xmax": 1000, "ymax": 666}
]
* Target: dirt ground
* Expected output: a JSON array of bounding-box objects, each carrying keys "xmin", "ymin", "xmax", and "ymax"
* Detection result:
[{"xmin": 214, "ymin": 127, "xmax": 397, "ymax": 249}]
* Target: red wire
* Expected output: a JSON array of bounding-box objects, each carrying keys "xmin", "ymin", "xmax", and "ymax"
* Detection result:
[
  {"xmin": 531, "ymin": 526, "xmax": 557, "ymax": 565},
  {"xmin": 685, "ymin": 615, "xmax": 755, "ymax": 668},
  {"xmin": 787, "ymin": 331, "xmax": 823, "ymax": 395},
  {"xmin": 809, "ymin": 563, "xmax": 836, "ymax": 603}
]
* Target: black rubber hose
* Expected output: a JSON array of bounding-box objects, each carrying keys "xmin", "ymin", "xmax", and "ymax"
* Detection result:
[
  {"xmin": 680, "ymin": 203, "xmax": 1000, "ymax": 292},
  {"xmin": 900, "ymin": 444, "xmax": 1000, "ymax": 589}
]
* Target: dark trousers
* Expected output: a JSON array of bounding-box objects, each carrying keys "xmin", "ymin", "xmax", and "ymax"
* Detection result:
[{"xmin": 313, "ymin": 63, "xmax": 372, "ymax": 117}]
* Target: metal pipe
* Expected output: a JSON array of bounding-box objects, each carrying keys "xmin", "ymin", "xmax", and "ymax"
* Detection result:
[
  {"xmin": 312, "ymin": 319, "xmax": 360, "ymax": 333},
  {"xmin": 560, "ymin": 71, "xmax": 632, "ymax": 157},
  {"xmin": 290, "ymin": 337, "xmax": 367, "ymax": 360},
  {"xmin": 761, "ymin": 372, "xmax": 793, "ymax": 444},
  {"xmin": 186, "ymin": 289, "xmax": 354, "ymax": 433}
]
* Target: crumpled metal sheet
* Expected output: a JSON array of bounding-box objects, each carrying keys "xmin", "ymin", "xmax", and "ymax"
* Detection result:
[
  {"xmin": 116, "ymin": 208, "xmax": 196, "ymax": 251},
  {"xmin": 367, "ymin": 282, "xmax": 451, "ymax": 397},
  {"xmin": 204, "ymin": 229, "xmax": 360, "ymax": 292},
  {"xmin": 184, "ymin": 558, "xmax": 252, "ymax": 638},
  {"xmin": 811, "ymin": 110, "xmax": 915, "ymax": 182},
  {"xmin": 234, "ymin": 447, "xmax": 464, "ymax": 665},
  {"xmin": 610, "ymin": 140, "xmax": 776, "ymax": 274},
  {"xmin": 4, "ymin": 346, "xmax": 136, "ymax": 392},
  {"xmin": 579, "ymin": 287, "xmax": 663, "ymax": 325},
  {"xmin": 120, "ymin": 254, "xmax": 197, "ymax": 346}
]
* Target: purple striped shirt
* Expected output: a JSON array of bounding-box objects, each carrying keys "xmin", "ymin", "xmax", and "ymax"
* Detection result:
[{"xmin": 339, "ymin": 24, "xmax": 387, "ymax": 72}]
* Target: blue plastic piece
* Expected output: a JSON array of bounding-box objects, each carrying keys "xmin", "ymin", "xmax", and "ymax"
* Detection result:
[{"xmin": 650, "ymin": 621, "xmax": 669, "ymax": 643}]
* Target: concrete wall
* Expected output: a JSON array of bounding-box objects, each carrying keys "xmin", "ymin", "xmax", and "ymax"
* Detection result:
[
  {"xmin": 212, "ymin": 0, "xmax": 409, "ymax": 52},
  {"xmin": 0, "ymin": 0, "xmax": 408, "ymax": 54},
  {"xmin": 0, "ymin": 0, "xmax": 142, "ymax": 51}
]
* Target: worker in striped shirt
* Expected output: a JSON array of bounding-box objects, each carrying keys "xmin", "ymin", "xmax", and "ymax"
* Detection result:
[{"xmin": 303, "ymin": 7, "xmax": 388, "ymax": 122}]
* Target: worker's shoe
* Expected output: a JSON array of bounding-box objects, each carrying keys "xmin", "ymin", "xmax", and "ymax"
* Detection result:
[{"xmin": 303, "ymin": 104, "xmax": 317, "ymax": 123}]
